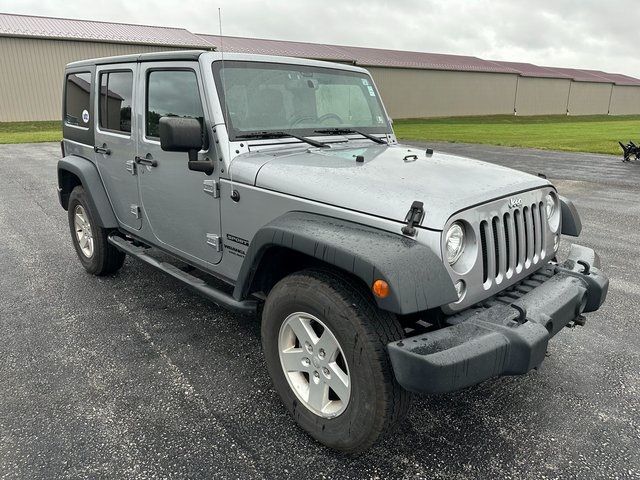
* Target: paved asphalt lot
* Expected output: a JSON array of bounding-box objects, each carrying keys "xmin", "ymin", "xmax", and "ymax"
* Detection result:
[{"xmin": 1, "ymin": 142, "xmax": 638, "ymax": 479}]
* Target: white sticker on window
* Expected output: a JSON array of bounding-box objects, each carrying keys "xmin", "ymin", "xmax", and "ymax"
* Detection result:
[
  {"xmin": 82, "ymin": 110, "xmax": 90, "ymax": 123},
  {"xmin": 361, "ymin": 78, "xmax": 370, "ymax": 86},
  {"xmin": 367, "ymin": 85, "xmax": 376, "ymax": 97},
  {"xmin": 376, "ymin": 115, "xmax": 384, "ymax": 124}
]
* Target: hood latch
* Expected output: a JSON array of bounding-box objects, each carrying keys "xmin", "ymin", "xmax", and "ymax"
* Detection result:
[{"xmin": 401, "ymin": 201, "xmax": 424, "ymax": 236}]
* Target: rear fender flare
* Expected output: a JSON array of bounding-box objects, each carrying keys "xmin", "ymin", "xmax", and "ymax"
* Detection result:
[{"xmin": 57, "ymin": 155, "xmax": 118, "ymax": 228}]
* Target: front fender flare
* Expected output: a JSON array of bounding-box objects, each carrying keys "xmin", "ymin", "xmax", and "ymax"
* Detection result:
[
  {"xmin": 559, "ymin": 195, "xmax": 582, "ymax": 237},
  {"xmin": 57, "ymin": 155, "xmax": 118, "ymax": 228},
  {"xmin": 233, "ymin": 212, "xmax": 458, "ymax": 315}
]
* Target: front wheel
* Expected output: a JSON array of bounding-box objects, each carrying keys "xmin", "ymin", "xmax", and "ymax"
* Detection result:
[{"xmin": 261, "ymin": 269, "xmax": 411, "ymax": 453}]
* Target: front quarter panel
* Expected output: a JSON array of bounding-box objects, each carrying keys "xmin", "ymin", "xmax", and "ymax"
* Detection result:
[{"xmin": 217, "ymin": 180, "xmax": 457, "ymax": 313}]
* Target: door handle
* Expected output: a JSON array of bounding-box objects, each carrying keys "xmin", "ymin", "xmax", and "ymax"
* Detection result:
[
  {"xmin": 94, "ymin": 145, "xmax": 111, "ymax": 155},
  {"xmin": 134, "ymin": 155, "xmax": 158, "ymax": 167}
]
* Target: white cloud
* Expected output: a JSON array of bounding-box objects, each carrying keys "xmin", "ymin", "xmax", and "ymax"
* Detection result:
[{"xmin": 1, "ymin": 0, "xmax": 638, "ymax": 77}]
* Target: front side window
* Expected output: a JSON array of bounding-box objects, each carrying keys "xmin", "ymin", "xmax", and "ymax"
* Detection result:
[
  {"xmin": 65, "ymin": 72, "xmax": 91, "ymax": 126},
  {"xmin": 212, "ymin": 61, "xmax": 390, "ymax": 140},
  {"xmin": 146, "ymin": 70, "xmax": 204, "ymax": 138},
  {"xmin": 99, "ymin": 71, "xmax": 133, "ymax": 133}
]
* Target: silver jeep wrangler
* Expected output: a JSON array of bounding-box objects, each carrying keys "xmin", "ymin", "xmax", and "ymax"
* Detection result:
[{"xmin": 58, "ymin": 50, "xmax": 608, "ymax": 452}]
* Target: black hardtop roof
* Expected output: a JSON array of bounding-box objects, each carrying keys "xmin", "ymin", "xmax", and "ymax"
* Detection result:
[{"xmin": 66, "ymin": 50, "xmax": 208, "ymax": 69}]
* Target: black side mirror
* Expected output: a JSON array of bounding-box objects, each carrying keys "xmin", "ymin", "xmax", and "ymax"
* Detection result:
[
  {"xmin": 159, "ymin": 116, "xmax": 213, "ymax": 174},
  {"xmin": 159, "ymin": 117, "xmax": 202, "ymax": 156}
]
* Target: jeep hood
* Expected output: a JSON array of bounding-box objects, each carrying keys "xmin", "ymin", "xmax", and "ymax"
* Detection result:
[{"xmin": 230, "ymin": 143, "xmax": 550, "ymax": 230}]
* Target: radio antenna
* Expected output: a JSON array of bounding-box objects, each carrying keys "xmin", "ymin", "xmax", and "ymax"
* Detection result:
[{"xmin": 218, "ymin": 8, "xmax": 235, "ymax": 197}]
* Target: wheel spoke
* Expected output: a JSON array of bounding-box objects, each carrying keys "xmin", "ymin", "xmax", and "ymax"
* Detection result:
[
  {"xmin": 74, "ymin": 213, "xmax": 84, "ymax": 227},
  {"xmin": 78, "ymin": 235, "xmax": 88, "ymax": 248},
  {"xmin": 280, "ymin": 348, "xmax": 309, "ymax": 372},
  {"xmin": 316, "ymin": 330, "xmax": 339, "ymax": 361},
  {"xmin": 327, "ymin": 362, "xmax": 350, "ymax": 402},
  {"xmin": 288, "ymin": 314, "xmax": 319, "ymax": 346},
  {"xmin": 307, "ymin": 378, "xmax": 329, "ymax": 412}
]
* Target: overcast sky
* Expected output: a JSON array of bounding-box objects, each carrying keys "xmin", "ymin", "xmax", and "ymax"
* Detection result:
[{"xmin": 2, "ymin": 0, "xmax": 639, "ymax": 77}]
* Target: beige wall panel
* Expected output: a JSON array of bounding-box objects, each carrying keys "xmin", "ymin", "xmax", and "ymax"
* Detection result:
[
  {"xmin": 0, "ymin": 37, "xmax": 185, "ymax": 122},
  {"xmin": 608, "ymin": 85, "xmax": 640, "ymax": 115},
  {"xmin": 367, "ymin": 67, "xmax": 518, "ymax": 118},
  {"xmin": 567, "ymin": 81, "xmax": 612, "ymax": 115},
  {"xmin": 514, "ymin": 77, "xmax": 571, "ymax": 115}
]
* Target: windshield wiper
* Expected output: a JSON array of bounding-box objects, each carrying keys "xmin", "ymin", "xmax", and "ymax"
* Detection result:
[
  {"xmin": 314, "ymin": 128, "xmax": 387, "ymax": 145},
  {"xmin": 236, "ymin": 131, "xmax": 329, "ymax": 148}
]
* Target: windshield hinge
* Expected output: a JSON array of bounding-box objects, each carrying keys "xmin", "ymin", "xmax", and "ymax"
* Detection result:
[{"xmin": 401, "ymin": 201, "xmax": 424, "ymax": 236}]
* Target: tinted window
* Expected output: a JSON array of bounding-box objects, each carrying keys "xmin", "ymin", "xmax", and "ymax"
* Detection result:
[
  {"xmin": 99, "ymin": 71, "xmax": 133, "ymax": 133},
  {"xmin": 146, "ymin": 70, "xmax": 204, "ymax": 138},
  {"xmin": 65, "ymin": 72, "xmax": 91, "ymax": 126}
]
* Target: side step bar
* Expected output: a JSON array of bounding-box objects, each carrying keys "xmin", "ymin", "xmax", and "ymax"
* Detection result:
[{"xmin": 108, "ymin": 234, "xmax": 258, "ymax": 315}]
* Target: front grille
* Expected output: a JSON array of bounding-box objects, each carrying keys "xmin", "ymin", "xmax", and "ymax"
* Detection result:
[{"xmin": 479, "ymin": 201, "xmax": 546, "ymax": 286}]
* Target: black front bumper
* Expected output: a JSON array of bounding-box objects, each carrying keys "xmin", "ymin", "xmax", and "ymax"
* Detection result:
[{"xmin": 388, "ymin": 244, "xmax": 609, "ymax": 394}]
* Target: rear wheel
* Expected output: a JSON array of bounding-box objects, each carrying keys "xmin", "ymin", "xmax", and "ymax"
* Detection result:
[
  {"xmin": 68, "ymin": 186, "xmax": 125, "ymax": 276},
  {"xmin": 261, "ymin": 269, "xmax": 411, "ymax": 453}
]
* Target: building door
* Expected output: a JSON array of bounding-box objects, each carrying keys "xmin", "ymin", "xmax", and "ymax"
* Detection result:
[
  {"xmin": 136, "ymin": 62, "xmax": 223, "ymax": 266},
  {"xmin": 94, "ymin": 64, "xmax": 141, "ymax": 230}
]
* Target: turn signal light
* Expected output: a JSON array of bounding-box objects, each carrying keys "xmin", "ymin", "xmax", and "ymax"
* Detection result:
[{"xmin": 372, "ymin": 279, "xmax": 390, "ymax": 299}]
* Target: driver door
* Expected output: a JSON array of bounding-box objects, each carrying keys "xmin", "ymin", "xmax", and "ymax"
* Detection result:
[{"xmin": 136, "ymin": 62, "xmax": 222, "ymax": 266}]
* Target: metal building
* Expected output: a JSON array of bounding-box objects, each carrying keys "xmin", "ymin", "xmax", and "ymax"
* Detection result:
[
  {"xmin": 1, "ymin": 12, "xmax": 640, "ymax": 122},
  {"xmin": 490, "ymin": 62, "xmax": 572, "ymax": 116},
  {"xmin": 0, "ymin": 14, "xmax": 211, "ymax": 122}
]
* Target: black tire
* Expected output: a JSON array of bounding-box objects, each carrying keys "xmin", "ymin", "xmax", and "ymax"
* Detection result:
[
  {"xmin": 261, "ymin": 269, "xmax": 412, "ymax": 453},
  {"xmin": 68, "ymin": 186, "xmax": 125, "ymax": 276}
]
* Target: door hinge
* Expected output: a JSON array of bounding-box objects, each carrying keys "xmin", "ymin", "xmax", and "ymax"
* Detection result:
[
  {"xmin": 206, "ymin": 233, "xmax": 222, "ymax": 251},
  {"xmin": 125, "ymin": 160, "xmax": 137, "ymax": 175},
  {"xmin": 203, "ymin": 180, "xmax": 220, "ymax": 198},
  {"xmin": 130, "ymin": 204, "xmax": 140, "ymax": 219}
]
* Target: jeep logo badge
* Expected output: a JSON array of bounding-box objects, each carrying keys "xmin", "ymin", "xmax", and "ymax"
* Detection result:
[{"xmin": 508, "ymin": 197, "xmax": 523, "ymax": 209}]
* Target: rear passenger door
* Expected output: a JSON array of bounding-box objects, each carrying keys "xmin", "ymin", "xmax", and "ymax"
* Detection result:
[{"xmin": 94, "ymin": 63, "xmax": 141, "ymax": 230}]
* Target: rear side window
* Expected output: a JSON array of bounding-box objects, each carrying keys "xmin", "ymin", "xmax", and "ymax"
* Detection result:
[
  {"xmin": 146, "ymin": 70, "xmax": 204, "ymax": 138},
  {"xmin": 65, "ymin": 72, "xmax": 91, "ymax": 127},
  {"xmin": 99, "ymin": 71, "xmax": 133, "ymax": 133}
]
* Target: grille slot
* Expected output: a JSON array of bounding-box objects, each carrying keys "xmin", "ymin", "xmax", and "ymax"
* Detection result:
[
  {"xmin": 480, "ymin": 222, "xmax": 488, "ymax": 283},
  {"xmin": 479, "ymin": 201, "xmax": 548, "ymax": 287},
  {"xmin": 503, "ymin": 212, "xmax": 512, "ymax": 274}
]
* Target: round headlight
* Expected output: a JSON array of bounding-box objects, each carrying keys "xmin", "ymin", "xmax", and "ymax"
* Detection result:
[
  {"xmin": 446, "ymin": 222, "xmax": 465, "ymax": 265},
  {"xmin": 545, "ymin": 194, "xmax": 556, "ymax": 220},
  {"xmin": 545, "ymin": 193, "xmax": 561, "ymax": 232}
]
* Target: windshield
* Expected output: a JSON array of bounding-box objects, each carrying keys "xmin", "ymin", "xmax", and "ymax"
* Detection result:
[{"xmin": 211, "ymin": 61, "xmax": 390, "ymax": 140}]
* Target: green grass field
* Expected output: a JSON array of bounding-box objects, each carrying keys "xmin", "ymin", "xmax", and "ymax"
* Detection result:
[
  {"xmin": 394, "ymin": 115, "xmax": 640, "ymax": 155},
  {"xmin": 1, "ymin": 116, "xmax": 639, "ymax": 155},
  {"xmin": 0, "ymin": 121, "xmax": 61, "ymax": 144}
]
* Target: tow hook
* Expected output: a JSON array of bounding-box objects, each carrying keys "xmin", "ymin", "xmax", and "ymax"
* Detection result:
[{"xmin": 577, "ymin": 260, "xmax": 591, "ymax": 275}]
